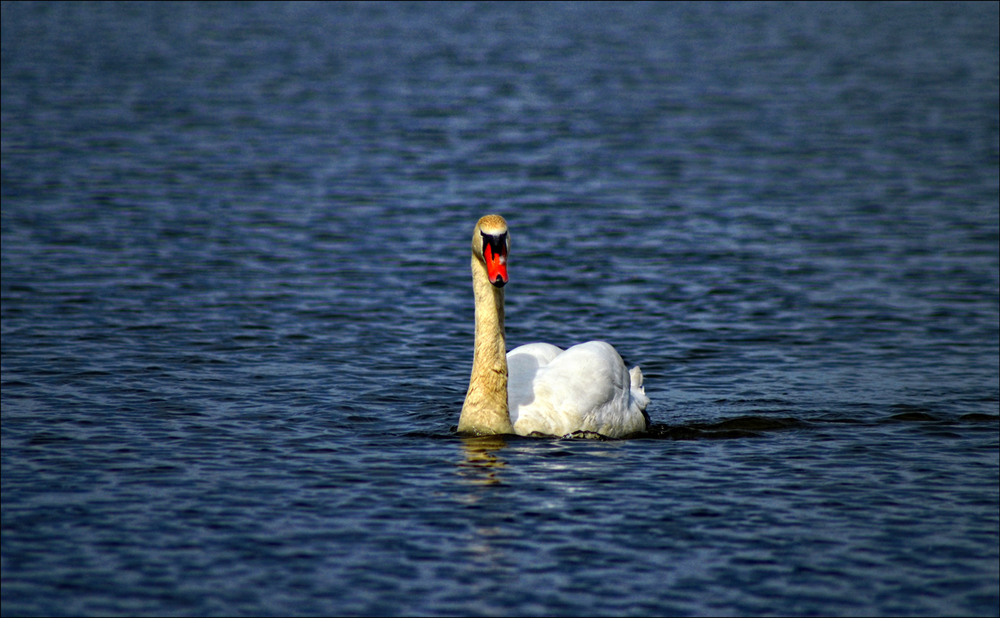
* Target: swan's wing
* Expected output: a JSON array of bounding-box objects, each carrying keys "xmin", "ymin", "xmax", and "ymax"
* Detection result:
[
  {"xmin": 507, "ymin": 343, "xmax": 563, "ymax": 425},
  {"xmin": 508, "ymin": 342, "xmax": 563, "ymax": 365},
  {"xmin": 510, "ymin": 341, "xmax": 648, "ymax": 437}
]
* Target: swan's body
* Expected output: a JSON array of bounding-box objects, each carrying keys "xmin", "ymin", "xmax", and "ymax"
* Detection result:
[{"xmin": 458, "ymin": 215, "xmax": 650, "ymax": 438}]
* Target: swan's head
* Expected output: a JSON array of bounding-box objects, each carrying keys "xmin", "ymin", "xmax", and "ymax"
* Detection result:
[{"xmin": 473, "ymin": 214, "xmax": 509, "ymax": 288}]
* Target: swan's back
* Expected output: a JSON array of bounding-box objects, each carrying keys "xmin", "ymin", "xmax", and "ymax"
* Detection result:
[{"xmin": 507, "ymin": 341, "xmax": 649, "ymax": 437}]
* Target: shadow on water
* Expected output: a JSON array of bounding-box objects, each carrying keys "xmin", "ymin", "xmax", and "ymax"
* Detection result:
[
  {"xmin": 643, "ymin": 415, "xmax": 807, "ymax": 440},
  {"xmin": 642, "ymin": 410, "xmax": 998, "ymax": 440}
]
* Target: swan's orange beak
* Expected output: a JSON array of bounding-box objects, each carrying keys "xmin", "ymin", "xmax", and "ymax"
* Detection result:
[{"xmin": 484, "ymin": 241, "xmax": 508, "ymax": 287}]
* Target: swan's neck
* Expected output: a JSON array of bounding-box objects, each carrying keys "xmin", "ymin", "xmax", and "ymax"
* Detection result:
[{"xmin": 458, "ymin": 254, "xmax": 513, "ymax": 434}]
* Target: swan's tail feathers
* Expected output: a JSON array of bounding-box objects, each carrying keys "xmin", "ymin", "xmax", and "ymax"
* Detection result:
[
  {"xmin": 629, "ymin": 366, "xmax": 650, "ymax": 411},
  {"xmin": 629, "ymin": 365, "xmax": 651, "ymax": 430}
]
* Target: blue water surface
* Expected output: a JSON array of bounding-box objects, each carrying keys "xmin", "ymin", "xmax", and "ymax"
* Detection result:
[{"xmin": 2, "ymin": 2, "xmax": 998, "ymax": 616}]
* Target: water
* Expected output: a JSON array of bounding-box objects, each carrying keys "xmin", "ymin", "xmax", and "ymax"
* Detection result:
[{"xmin": 2, "ymin": 2, "xmax": 998, "ymax": 616}]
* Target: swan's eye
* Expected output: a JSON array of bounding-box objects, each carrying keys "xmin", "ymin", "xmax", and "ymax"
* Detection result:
[
  {"xmin": 480, "ymin": 231, "xmax": 507, "ymax": 259},
  {"xmin": 480, "ymin": 230, "xmax": 508, "ymax": 287}
]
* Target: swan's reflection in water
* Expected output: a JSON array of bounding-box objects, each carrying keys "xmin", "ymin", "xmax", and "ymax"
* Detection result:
[
  {"xmin": 453, "ymin": 435, "xmax": 513, "ymax": 571},
  {"xmin": 455, "ymin": 434, "xmax": 508, "ymax": 486}
]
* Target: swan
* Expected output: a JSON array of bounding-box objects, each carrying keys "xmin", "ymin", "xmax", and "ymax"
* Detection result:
[{"xmin": 458, "ymin": 214, "xmax": 650, "ymax": 438}]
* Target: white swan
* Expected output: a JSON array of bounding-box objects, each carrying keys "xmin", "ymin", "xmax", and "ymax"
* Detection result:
[{"xmin": 458, "ymin": 214, "xmax": 650, "ymax": 438}]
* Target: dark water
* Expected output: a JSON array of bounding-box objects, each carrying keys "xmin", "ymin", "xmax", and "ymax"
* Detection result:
[{"xmin": 2, "ymin": 2, "xmax": 998, "ymax": 616}]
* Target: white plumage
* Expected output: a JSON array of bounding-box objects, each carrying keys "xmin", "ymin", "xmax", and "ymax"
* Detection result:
[{"xmin": 508, "ymin": 341, "xmax": 649, "ymax": 437}]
